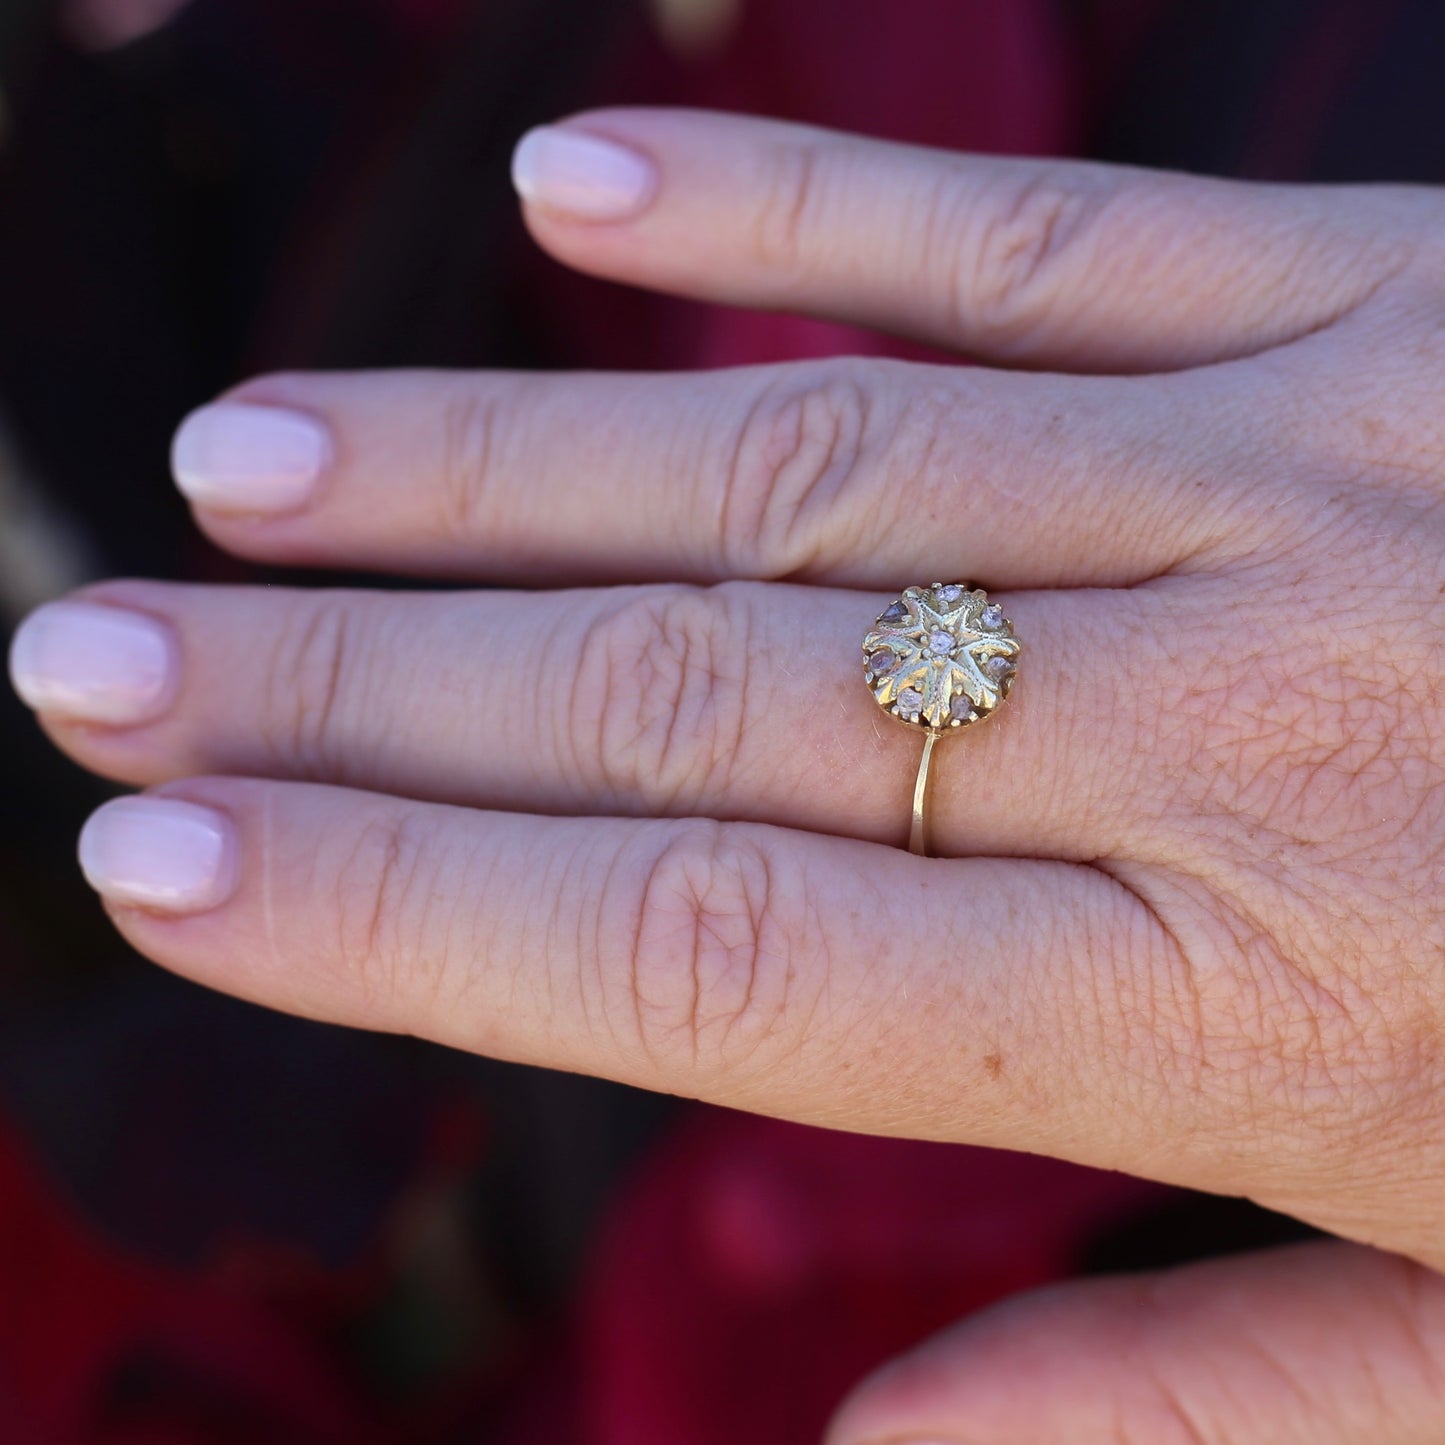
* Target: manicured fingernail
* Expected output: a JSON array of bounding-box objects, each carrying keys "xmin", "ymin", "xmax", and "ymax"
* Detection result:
[
  {"xmin": 171, "ymin": 401, "xmax": 330, "ymax": 513},
  {"xmin": 511, "ymin": 125, "xmax": 657, "ymax": 220},
  {"xmin": 79, "ymin": 797, "xmax": 237, "ymax": 913},
  {"xmin": 8, "ymin": 601, "xmax": 176, "ymax": 724}
]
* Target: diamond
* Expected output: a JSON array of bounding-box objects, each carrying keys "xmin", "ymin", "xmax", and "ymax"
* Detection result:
[
  {"xmin": 949, "ymin": 692, "xmax": 974, "ymax": 722},
  {"xmin": 980, "ymin": 604, "xmax": 1004, "ymax": 629},
  {"xmin": 879, "ymin": 600, "xmax": 908, "ymax": 623},
  {"xmin": 984, "ymin": 655, "xmax": 1014, "ymax": 680},
  {"xmin": 928, "ymin": 629, "xmax": 953, "ymax": 655},
  {"xmin": 939, "ymin": 584, "xmax": 962, "ymax": 603},
  {"xmin": 898, "ymin": 687, "xmax": 924, "ymax": 713},
  {"xmin": 868, "ymin": 648, "xmax": 895, "ymax": 674}
]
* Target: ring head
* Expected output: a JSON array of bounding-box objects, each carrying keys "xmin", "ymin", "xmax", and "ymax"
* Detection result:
[{"xmin": 863, "ymin": 582, "xmax": 1020, "ymax": 732}]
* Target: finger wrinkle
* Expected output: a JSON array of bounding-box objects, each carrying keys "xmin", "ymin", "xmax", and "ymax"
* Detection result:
[
  {"xmin": 436, "ymin": 384, "xmax": 504, "ymax": 545},
  {"xmin": 749, "ymin": 135, "xmax": 824, "ymax": 274}
]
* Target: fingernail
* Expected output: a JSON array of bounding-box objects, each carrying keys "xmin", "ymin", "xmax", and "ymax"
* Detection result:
[
  {"xmin": 79, "ymin": 797, "xmax": 238, "ymax": 913},
  {"xmin": 171, "ymin": 401, "xmax": 330, "ymax": 513},
  {"xmin": 511, "ymin": 125, "xmax": 657, "ymax": 220},
  {"xmin": 8, "ymin": 601, "xmax": 177, "ymax": 724}
]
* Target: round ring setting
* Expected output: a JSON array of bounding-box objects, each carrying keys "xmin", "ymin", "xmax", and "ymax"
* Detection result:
[{"xmin": 863, "ymin": 583, "xmax": 1020, "ymax": 855}]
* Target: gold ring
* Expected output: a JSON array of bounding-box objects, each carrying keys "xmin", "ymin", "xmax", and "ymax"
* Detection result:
[{"xmin": 863, "ymin": 583, "xmax": 1021, "ymax": 856}]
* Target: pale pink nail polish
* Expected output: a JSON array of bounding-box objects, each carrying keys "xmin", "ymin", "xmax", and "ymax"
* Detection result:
[
  {"xmin": 79, "ymin": 796, "xmax": 237, "ymax": 913},
  {"xmin": 8, "ymin": 600, "xmax": 176, "ymax": 724},
  {"xmin": 171, "ymin": 401, "xmax": 330, "ymax": 513},
  {"xmin": 510, "ymin": 125, "xmax": 657, "ymax": 220}
]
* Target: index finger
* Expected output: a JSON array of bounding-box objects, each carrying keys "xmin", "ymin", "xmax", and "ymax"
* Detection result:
[{"xmin": 515, "ymin": 108, "xmax": 1431, "ymax": 372}]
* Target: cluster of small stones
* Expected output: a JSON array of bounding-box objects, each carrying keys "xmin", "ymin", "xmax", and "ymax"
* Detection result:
[{"xmin": 863, "ymin": 582, "xmax": 1018, "ymax": 731}]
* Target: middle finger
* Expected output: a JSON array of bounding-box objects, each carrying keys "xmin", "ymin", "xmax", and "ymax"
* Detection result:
[
  {"xmin": 174, "ymin": 360, "xmax": 1250, "ymax": 590},
  {"xmin": 24, "ymin": 579, "xmax": 1166, "ymax": 858}
]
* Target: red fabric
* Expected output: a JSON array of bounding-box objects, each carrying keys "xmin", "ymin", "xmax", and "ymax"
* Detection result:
[
  {"xmin": 505, "ymin": 1111, "xmax": 1167, "ymax": 1445},
  {"xmin": 0, "ymin": 1105, "xmax": 495, "ymax": 1444},
  {"xmin": 0, "ymin": 1112, "xmax": 361, "ymax": 1442}
]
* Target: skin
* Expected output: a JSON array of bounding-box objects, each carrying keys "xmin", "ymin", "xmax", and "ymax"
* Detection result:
[{"xmin": 17, "ymin": 108, "xmax": 1445, "ymax": 1440}]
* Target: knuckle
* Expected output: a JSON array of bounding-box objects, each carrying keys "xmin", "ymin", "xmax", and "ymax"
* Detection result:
[
  {"xmin": 1151, "ymin": 904, "xmax": 1426, "ymax": 1167},
  {"xmin": 1381, "ymin": 1255, "xmax": 1445, "ymax": 1394},
  {"xmin": 1095, "ymin": 862, "xmax": 1388, "ymax": 1155},
  {"xmin": 330, "ymin": 809, "xmax": 448, "ymax": 1015},
  {"xmin": 966, "ymin": 165, "xmax": 1117, "ymax": 349},
  {"xmin": 722, "ymin": 363, "xmax": 875, "ymax": 576},
  {"xmin": 750, "ymin": 138, "xmax": 826, "ymax": 270},
  {"xmin": 264, "ymin": 595, "xmax": 366, "ymax": 777},
  {"xmin": 1127, "ymin": 1301, "xmax": 1239, "ymax": 1445},
  {"xmin": 623, "ymin": 822, "xmax": 803, "ymax": 1083},
  {"xmin": 578, "ymin": 586, "xmax": 750, "ymax": 812},
  {"xmin": 434, "ymin": 385, "xmax": 506, "ymax": 541},
  {"xmin": 1209, "ymin": 581, "xmax": 1430, "ymax": 847},
  {"xmin": 1137, "ymin": 1379, "xmax": 1218, "ymax": 1445}
]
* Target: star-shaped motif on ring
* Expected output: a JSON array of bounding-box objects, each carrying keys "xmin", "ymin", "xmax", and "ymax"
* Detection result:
[{"xmin": 862, "ymin": 583, "xmax": 1020, "ymax": 731}]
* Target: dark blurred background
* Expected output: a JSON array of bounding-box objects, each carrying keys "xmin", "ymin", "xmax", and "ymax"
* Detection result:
[{"xmin": 1, "ymin": 1, "xmax": 1441, "ymax": 1440}]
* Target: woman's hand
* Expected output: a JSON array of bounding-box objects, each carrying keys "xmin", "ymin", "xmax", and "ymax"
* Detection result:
[{"xmin": 12, "ymin": 109, "xmax": 1445, "ymax": 1440}]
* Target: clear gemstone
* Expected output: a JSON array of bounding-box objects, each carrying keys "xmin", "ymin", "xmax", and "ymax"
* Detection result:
[
  {"xmin": 980, "ymin": 604, "xmax": 1004, "ymax": 629},
  {"xmin": 984, "ymin": 655, "xmax": 1014, "ymax": 679},
  {"xmin": 949, "ymin": 692, "xmax": 973, "ymax": 722},
  {"xmin": 898, "ymin": 687, "xmax": 924, "ymax": 713},
  {"xmin": 929, "ymin": 629, "xmax": 953, "ymax": 655},
  {"xmin": 868, "ymin": 648, "xmax": 895, "ymax": 673},
  {"xmin": 879, "ymin": 600, "xmax": 908, "ymax": 623},
  {"xmin": 939, "ymin": 584, "xmax": 962, "ymax": 602}
]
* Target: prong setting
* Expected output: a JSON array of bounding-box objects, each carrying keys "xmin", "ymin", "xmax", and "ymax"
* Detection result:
[{"xmin": 863, "ymin": 583, "xmax": 1020, "ymax": 733}]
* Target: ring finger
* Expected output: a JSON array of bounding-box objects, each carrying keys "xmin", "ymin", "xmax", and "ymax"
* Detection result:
[{"xmin": 15, "ymin": 577, "xmax": 1174, "ymax": 858}]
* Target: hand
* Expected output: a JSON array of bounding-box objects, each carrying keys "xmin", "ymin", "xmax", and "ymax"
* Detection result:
[{"xmin": 11, "ymin": 109, "xmax": 1445, "ymax": 1441}]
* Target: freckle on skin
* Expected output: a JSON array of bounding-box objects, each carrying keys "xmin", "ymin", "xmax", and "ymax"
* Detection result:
[{"xmin": 984, "ymin": 1052, "xmax": 1003, "ymax": 1080}]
